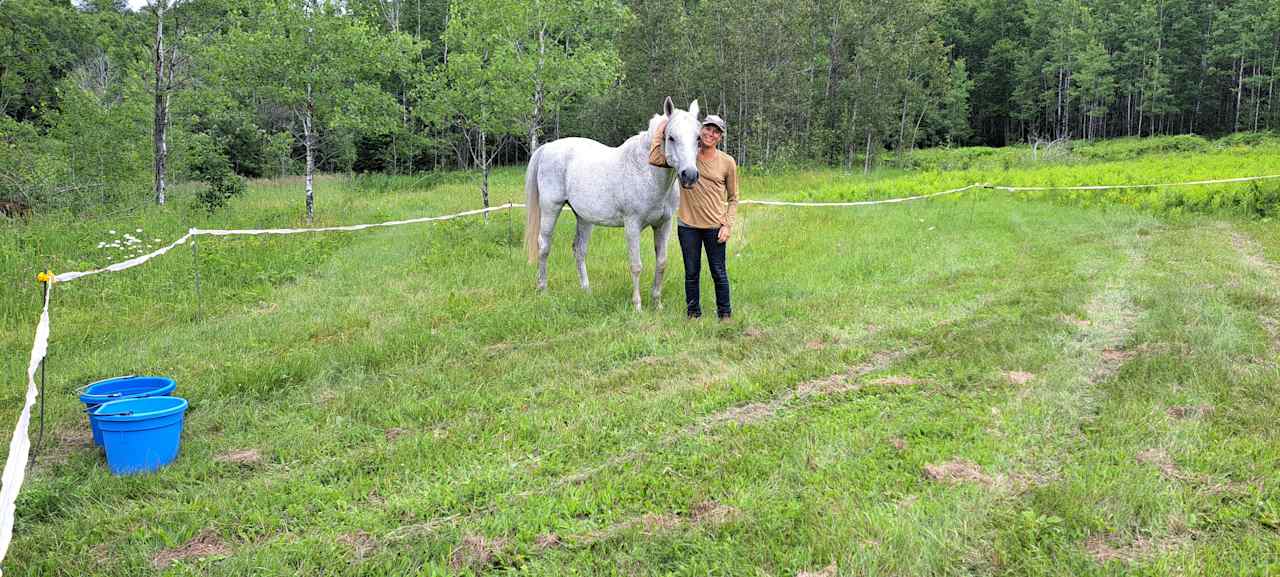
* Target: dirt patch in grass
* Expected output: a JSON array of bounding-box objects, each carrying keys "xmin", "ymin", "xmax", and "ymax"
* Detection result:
[
  {"xmin": 533, "ymin": 533, "xmax": 562, "ymax": 550},
  {"xmin": 793, "ymin": 374, "xmax": 852, "ymax": 398},
  {"xmin": 1167, "ymin": 404, "xmax": 1214, "ymax": 420},
  {"xmin": 1004, "ymin": 371, "xmax": 1035, "ymax": 385},
  {"xmin": 796, "ymin": 563, "xmax": 838, "ymax": 577},
  {"xmin": 151, "ymin": 529, "xmax": 232, "ymax": 569},
  {"xmin": 1088, "ymin": 347, "xmax": 1139, "ymax": 383},
  {"xmin": 923, "ymin": 459, "xmax": 994, "ymax": 486},
  {"xmin": 1135, "ymin": 449, "xmax": 1260, "ymax": 495},
  {"xmin": 449, "ymin": 535, "xmax": 509, "ymax": 572},
  {"xmin": 1060, "ymin": 314, "xmax": 1092, "ymax": 328},
  {"xmin": 871, "ymin": 375, "xmax": 922, "ymax": 386},
  {"xmin": 805, "ymin": 338, "xmax": 829, "ymax": 350},
  {"xmin": 384, "ymin": 516, "xmax": 457, "ymax": 543},
  {"xmin": 571, "ymin": 500, "xmax": 740, "ymax": 546},
  {"xmin": 889, "ymin": 437, "xmax": 909, "ymax": 451},
  {"xmin": 743, "ymin": 326, "xmax": 765, "ymax": 338},
  {"xmin": 639, "ymin": 513, "xmax": 682, "ymax": 533},
  {"xmin": 484, "ymin": 342, "xmax": 514, "ymax": 356},
  {"xmin": 338, "ymin": 530, "xmax": 377, "ymax": 560},
  {"xmin": 1229, "ymin": 230, "xmax": 1277, "ymax": 272},
  {"xmin": 89, "ymin": 543, "xmax": 112, "ymax": 566},
  {"xmin": 710, "ymin": 402, "xmax": 776, "ymax": 426},
  {"xmin": 922, "ymin": 460, "xmax": 1053, "ymax": 492},
  {"xmin": 1101, "ymin": 348, "xmax": 1136, "ymax": 363},
  {"xmin": 384, "ymin": 428, "xmax": 411, "ymax": 442},
  {"xmin": 1084, "ymin": 531, "xmax": 1194, "ymax": 564},
  {"xmin": 1136, "ymin": 448, "xmax": 1183, "ymax": 480},
  {"xmin": 56, "ymin": 427, "xmax": 92, "ymax": 450},
  {"xmin": 690, "ymin": 500, "xmax": 740, "ymax": 525},
  {"xmin": 215, "ymin": 449, "xmax": 263, "ymax": 466},
  {"xmin": 35, "ymin": 426, "xmax": 93, "ymax": 468}
]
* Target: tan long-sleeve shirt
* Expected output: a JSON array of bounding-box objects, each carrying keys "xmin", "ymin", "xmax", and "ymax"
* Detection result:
[{"xmin": 649, "ymin": 121, "xmax": 739, "ymax": 229}]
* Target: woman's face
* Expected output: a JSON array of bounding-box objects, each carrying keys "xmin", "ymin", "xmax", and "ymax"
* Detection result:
[{"xmin": 699, "ymin": 125, "xmax": 723, "ymax": 149}]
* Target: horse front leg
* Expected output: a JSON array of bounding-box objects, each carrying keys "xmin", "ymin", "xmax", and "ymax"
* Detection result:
[
  {"xmin": 574, "ymin": 219, "xmax": 594, "ymax": 291},
  {"xmin": 651, "ymin": 217, "xmax": 672, "ymax": 310},
  {"xmin": 624, "ymin": 220, "xmax": 643, "ymax": 312}
]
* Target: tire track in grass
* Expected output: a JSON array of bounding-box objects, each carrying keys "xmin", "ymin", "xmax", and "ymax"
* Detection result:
[
  {"xmin": 1226, "ymin": 224, "xmax": 1280, "ymax": 357},
  {"xmin": 989, "ymin": 230, "xmax": 1145, "ymax": 483},
  {"xmin": 383, "ymin": 293, "xmax": 1008, "ymax": 547},
  {"xmin": 1021, "ymin": 223, "xmax": 1275, "ymax": 570},
  {"xmin": 382, "ymin": 343, "xmax": 915, "ymax": 545},
  {"xmin": 982, "ymin": 229, "xmax": 1169, "ymax": 567}
]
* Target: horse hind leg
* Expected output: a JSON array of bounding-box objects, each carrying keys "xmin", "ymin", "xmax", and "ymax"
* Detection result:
[
  {"xmin": 536, "ymin": 203, "xmax": 565, "ymax": 292},
  {"xmin": 574, "ymin": 219, "xmax": 594, "ymax": 291},
  {"xmin": 650, "ymin": 218, "xmax": 673, "ymax": 310},
  {"xmin": 625, "ymin": 220, "xmax": 643, "ymax": 312}
]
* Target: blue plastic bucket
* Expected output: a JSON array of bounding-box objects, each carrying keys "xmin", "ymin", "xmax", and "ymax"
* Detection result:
[
  {"xmin": 79, "ymin": 376, "xmax": 177, "ymax": 447},
  {"xmin": 91, "ymin": 396, "xmax": 189, "ymax": 476}
]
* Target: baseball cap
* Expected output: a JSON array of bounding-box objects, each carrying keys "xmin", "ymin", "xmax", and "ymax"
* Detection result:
[{"xmin": 702, "ymin": 114, "xmax": 726, "ymax": 133}]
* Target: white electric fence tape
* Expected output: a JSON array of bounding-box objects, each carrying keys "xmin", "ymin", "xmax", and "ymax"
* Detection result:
[
  {"xmin": 0, "ymin": 283, "xmax": 51, "ymax": 573},
  {"xmin": 740, "ymin": 184, "xmax": 979, "ymax": 207},
  {"xmin": 991, "ymin": 174, "xmax": 1280, "ymax": 191}
]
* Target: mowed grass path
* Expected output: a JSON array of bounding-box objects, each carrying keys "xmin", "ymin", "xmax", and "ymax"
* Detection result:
[{"xmin": 0, "ymin": 165, "xmax": 1278, "ymax": 575}]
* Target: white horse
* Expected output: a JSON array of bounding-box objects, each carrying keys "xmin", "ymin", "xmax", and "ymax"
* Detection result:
[{"xmin": 524, "ymin": 97, "xmax": 703, "ymax": 311}]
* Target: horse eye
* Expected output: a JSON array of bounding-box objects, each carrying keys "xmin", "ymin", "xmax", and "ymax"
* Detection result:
[{"xmin": 668, "ymin": 136, "xmax": 674, "ymax": 142}]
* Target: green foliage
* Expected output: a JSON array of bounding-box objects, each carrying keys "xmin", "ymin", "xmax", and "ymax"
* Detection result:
[
  {"xmin": 188, "ymin": 134, "xmax": 247, "ymax": 212},
  {"xmin": 1073, "ymin": 135, "xmax": 1212, "ymax": 161},
  {"xmin": 0, "ymin": 0, "xmax": 95, "ymax": 122}
]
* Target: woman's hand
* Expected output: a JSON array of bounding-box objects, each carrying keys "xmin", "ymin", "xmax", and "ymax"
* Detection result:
[{"xmin": 717, "ymin": 226, "xmax": 731, "ymax": 243}]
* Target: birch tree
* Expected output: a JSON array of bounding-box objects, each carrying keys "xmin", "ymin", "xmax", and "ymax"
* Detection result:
[{"xmin": 422, "ymin": 0, "xmax": 622, "ymax": 215}]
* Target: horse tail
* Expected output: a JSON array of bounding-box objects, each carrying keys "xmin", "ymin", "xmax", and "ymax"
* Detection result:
[{"xmin": 524, "ymin": 146, "xmax": 545, "ymax": 264}]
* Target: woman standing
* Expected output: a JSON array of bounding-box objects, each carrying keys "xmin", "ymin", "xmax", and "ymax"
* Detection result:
[{"xmin": 650, "ymin": 113, "xmax": 739, "ymax": 320}]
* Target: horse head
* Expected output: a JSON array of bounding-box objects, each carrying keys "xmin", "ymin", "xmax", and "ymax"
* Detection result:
[{"xmin": 662, "ymin": 97, "xmax": 701, "ymax": 188}]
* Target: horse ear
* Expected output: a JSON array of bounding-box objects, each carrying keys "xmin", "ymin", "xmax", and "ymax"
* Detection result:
[
  {"xmin": 689, "ymin": 100, "xmax": 700, "ymax": 118},
  {"xmin": 663, "ymin": 96, "xmax": 674, "ymax": 117}
]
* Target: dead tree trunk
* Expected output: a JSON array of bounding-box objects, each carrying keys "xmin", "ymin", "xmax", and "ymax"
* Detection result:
[{"xmin": 152, "ymin": 0, "xmax": 169, "ymax": 205}]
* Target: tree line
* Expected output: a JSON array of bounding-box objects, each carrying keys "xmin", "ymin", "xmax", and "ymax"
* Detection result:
[{"xmin": 0, "ymin": 0, "xmax": 1277, "ymax": 215}]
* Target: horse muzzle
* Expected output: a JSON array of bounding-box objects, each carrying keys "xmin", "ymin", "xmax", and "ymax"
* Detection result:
[{"xmin": 679, "ymin": 169, "xmax": 699, "ymax": 188}]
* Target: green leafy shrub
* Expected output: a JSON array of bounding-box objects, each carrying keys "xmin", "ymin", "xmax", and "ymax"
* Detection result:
[
  {"xmin": 1073, "ymin": 135, "xmax": 1210, "ymax": 161},
  {"xmin": 188, "ymin": 136, "xmax": 247, "ymax": 212}
]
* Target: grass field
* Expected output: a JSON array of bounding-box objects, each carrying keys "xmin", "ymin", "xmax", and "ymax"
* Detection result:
[{"xmin": 1, "ymin": 141, "xmax": 1279, "ymax": 575}]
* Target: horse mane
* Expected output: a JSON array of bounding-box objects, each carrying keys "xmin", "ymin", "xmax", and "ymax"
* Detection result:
[{"xmin": 616, "ymin": 114, "xmax": 668, "ymax": 166}]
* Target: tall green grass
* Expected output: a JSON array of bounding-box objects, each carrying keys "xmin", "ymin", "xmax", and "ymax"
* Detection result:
[{"xmin": 0, "ymin": 141, "xmax": 1277, "ymax": 576}]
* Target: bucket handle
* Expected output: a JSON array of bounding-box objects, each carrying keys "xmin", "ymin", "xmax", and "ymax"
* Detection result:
[
  {"xmin": 76, "ymin": 375, "xmax": 138, "ymax": 395},
  {"xmin": 90, "ymin": 410, "xmax": 134, "ymax": 418}
]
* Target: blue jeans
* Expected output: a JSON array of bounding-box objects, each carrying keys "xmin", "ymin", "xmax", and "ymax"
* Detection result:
[{"xmin": 678, "ymin": 224, "xmax": 731, "ymax": 318}]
